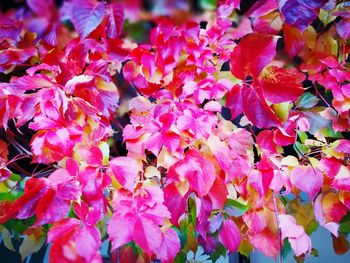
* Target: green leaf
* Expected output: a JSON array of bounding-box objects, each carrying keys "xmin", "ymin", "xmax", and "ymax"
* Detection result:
[
  {"xmin": 297, "ymin": 131, "xmax": 308, "ymax": 144},
  {"xmin": 1, "ymin": 226, "xmax": 16, "ymax": 252},
  {"xmin": 294, "ymin": 141, "xmax": 309, "ymax": 157},
  {"xmin": 224, "ymin": 199, "xmax": 249, "ymax": 217},
  {"xmin": 188, "ymin": 197, "xmax": 197, "ymax": 229},
  {"xmin": 295, "ymin": 92, "xmax": 319, "ymax": 109},
  {"xmin": 306, "ymin": 220, "xmax": 319, "ymax": 235},
  {"xmin": 173, "ymin": 226, "xmax": 186, "ymax": 248},
  {"xmin": 238, "ymin": 238, "xmax": 253, "ymax": 258},
  {"xmin": 340, "ymin": 221, "xmax": 350, "ymax": 234},
  {"xmin": 282, "ymin": 239, "xmax": 291, "ymax": 259},
  {"xmin": 311, "ymin": 248, "xmax": 319, "ymax": 257},
  {"xmin": 210, "ymin": 243, "xmax": 227, "ymax": 262},
  {"xmin": 180, "ymin": 221, "xmax": 197, "ymax": 253},
  {"xmin": 200, "ymin": 0, "xmax": 217, "ymax": 10},
  {"xmin": 174, "ymin": 251, "xmax": 187, "ymax": 263},
  {"xmin": 4, "ymin": 219, "xmax": 28, "ymax": 234},
  {"xmin": 9, "ymin": 173, "xmax": 21, "ymax": 181},
  {"xmin": 123, "ymin": 21, "xmax": 151, "ymax": 43},
  {"xmin": 0, "ymin": 191, "xmax": 17, "ymax": 202}
]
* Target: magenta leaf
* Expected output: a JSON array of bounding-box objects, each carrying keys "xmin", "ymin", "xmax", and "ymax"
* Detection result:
[
  {"xmin": 219, "ymin": 219, "xmax": 241, "ymax": 253},
  {"xmin": 72, "ymin": 0, "xmax": 106, "ymax": 39}
]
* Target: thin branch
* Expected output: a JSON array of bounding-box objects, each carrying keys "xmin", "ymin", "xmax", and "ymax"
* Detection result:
[
  {"xmin": 313, "ymin": 83, "xmax": 339, "ymax": 114},
  {"xmin": 272, "ymin": 191, "xmax": 282, "ymax": 263}
]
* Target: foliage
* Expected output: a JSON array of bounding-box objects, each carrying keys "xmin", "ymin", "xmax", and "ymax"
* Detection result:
[{"xmin": 0, "ymin": 0, "xmax": 350, "ymax": 262}]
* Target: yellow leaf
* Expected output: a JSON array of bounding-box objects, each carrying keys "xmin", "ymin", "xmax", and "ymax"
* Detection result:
[
  {"xmin": 144, "ymin": 166, "xmax": 161, "ymax": 179},
  {"xmin": 281, "ymin": 156, "xmax": 299, "ymax": 167},
  {"xmin": 111, "ymin": 176, "xmax": 122, "ymax": 190},
  {"xmin": 272, "ymin": 102, "xmax": 290, "ymax": 122},
  {"xmin": 96, "ymin": 78, "xmax": 118, "ymax": 92},
  {"xmin": 238, "ymin": 237, "xmax": 254, "ymax": 257},
  {"xmin": 175, "ymin": 180, "xmax": 190, "ymax": 197},
  {"xmin": 98, "ymin": 141, "xmax": 110, "ymax": 165}
]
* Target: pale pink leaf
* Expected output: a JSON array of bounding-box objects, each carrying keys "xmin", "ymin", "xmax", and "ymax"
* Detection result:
[{"xmin": 290, "ymin": 165, "xmax": 323, "ymax": 200}]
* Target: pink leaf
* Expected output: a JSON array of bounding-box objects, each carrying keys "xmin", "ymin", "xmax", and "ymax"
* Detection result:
[
  {"xmin": 75, "ymin": 225, "xmax": 101, "ymax": 261},
  {"xmin": 164, "ymin": 183, "xmax": 188, "ymax": 226},
  {"xmin": 218, "ymin": 219, "xmax": 241, "ymax": 253},
  {"xmin": 105, "ymin": 4, "xmax": 124, "ymax": 38},
  {"xmin": 132, "ymin": 217, "xmax": 162, "ymax": 254},
  {"xmin": 278, "ymin": 214, "xmax": 312, "ymax": 256},
  {"xmin": 183, "ymin": 150, "xmax": 216, "ymax": 197},
  {"xmin": 157, "ymin": 228, "xmax": 181, "ymax": 263},
  {"xmin": 290, "ymin": 165, "xmax": 323, "ymax": 200},
  {"xmin": 107, "ymin": 215, "xmax": 134, "ymax": 250},
  {"xmin": 27, "ymin": 0, "xmax": 55, "ymax": 16},
  {"xmin": 47, "ymin": 218, "xmax": 80, "ymax": 243},
  {"xmin": 314, "ymin": 195, "xmax": 339, "ymax": 237},
  {"xmin": 110, "ymin": 157, "xmax": 141, "ymax": 191}
]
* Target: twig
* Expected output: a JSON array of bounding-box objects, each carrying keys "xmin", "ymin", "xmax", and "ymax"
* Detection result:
[
  {"xmin": 272, "ymin": 191, "xmax": 282, "ymax": 263},
  {"xmin": 313, "ymin": 83, "xmax": 338, "ymax": 114}
]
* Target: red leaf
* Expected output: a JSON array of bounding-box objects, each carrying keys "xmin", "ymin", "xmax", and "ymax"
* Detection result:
[
  {"xmin": 242, "ymin": 86, "xmax": 280, "ymax": 128},
  {"xmin": 230, "ymin": 33, "xmax": 277, "ymax": 79},
  {"xmin": 0, "ymin": 139, "xmax": 8, "ymax": 161},
  {"xmin": 260, "ymin": 66, "xmax": 305, "ymax": 104},
  {"xmin": 47, "ymin": 218, "xmax": 80, "ymax": 243},
  {"xmin": 283, "ymin": 24, "xmax": 305, "ymax": 57},
  {"xmin": 35, "ymin": 188, "xmax": 70, "ymax": 225},
  {"xmin": 226, "ymin": 84, "xmax": 243, "ymax": 119},
  {"xmin": 333, "ymin": 233, "xmax": 350, "ymax": 254},
  {"xmin": 208, "ymin": 177, "xmax": 227, "ymax": 210},
  {"xmin": 11, "ymin": 178, "xmax": 49, "ymax": 219},
  {"xmin": 249, "ymin": 228, "xmax": 278, "ymax": 257}
]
